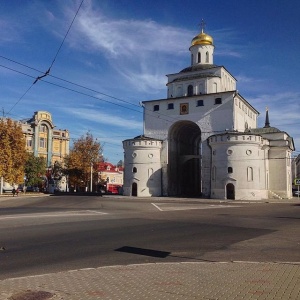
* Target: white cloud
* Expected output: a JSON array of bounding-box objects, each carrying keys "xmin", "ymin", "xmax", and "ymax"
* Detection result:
[
  {"xmin": 249, "ymin": 92, "xmax": 300, "ymax": 133},
  {"xmin": 73, "ymin": 7, "xmax": 189, "ymax": 57}
]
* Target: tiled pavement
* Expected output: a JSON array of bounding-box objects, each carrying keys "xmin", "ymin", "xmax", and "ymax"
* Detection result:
[{"xmin": 1, "ymin": 261, "xmax": 300, "ymax": 300}]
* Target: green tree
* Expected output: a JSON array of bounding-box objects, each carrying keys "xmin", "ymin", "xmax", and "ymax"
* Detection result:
[
  {"xmin": 0, "ymin": 118, "xmax": 26, "ymax": 184},
  {"xmin": 24, "ymin": 153, "xmax": 46, "ymax": 187},
  {"xmin": 64, "ymin": 132, "xmax": 103, "ymax": 190}
]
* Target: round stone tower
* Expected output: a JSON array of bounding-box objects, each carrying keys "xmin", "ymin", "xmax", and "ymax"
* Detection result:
[
  {"xmin": 209, "ymin": 132, "xmax": 269, "ymax": 200},
  {"xmin": 122, "ymin": 135, "xmax": 162, "ymax": 197}
]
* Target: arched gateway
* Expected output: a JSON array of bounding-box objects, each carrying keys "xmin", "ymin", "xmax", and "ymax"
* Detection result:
[{"xmin": 168, "ymin": 121, "xmax": 202, "ymax": 197}]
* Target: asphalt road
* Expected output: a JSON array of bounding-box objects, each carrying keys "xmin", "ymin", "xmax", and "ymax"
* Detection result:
[{"xmin": 0, "ymin": 195, "xmax": 299, "ymax": 280}]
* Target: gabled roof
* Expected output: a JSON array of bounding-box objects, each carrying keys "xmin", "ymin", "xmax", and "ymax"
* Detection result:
[{"xmin": 97, "ymin": 162, "xmax": 123, "ymax": 173}]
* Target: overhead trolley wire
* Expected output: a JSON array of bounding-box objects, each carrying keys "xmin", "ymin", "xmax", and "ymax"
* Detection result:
[
  {"xmin": 33, "ymin": 0, "xmax": 85, "ymax": 85},
  {"xmin": 6, "ymin": 0, "xmax": 85, "ymax": 115}
]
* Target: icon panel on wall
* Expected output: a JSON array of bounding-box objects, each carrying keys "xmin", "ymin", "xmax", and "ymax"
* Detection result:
[{"xmin": 180, "ymin": 103, "xmax": 189, "ymax": 115}]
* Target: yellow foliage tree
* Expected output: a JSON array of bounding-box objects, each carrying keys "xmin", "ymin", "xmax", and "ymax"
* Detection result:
[
  {"xmin": 64, "ymin": 132, "xmax": 103, "ymax": 190},
  {"xmin": 0, "ymin": 118, "xmax": 27, "ymax": 184}
]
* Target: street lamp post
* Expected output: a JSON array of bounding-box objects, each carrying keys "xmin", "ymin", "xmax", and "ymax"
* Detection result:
[{"xmin": 90, "ymin": 162, "xmax": 93, "ymax": 192}]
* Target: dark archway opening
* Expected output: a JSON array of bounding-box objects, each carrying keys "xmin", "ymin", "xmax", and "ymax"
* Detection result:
[
  {"xmin": 132, "ymin": 182, "xmax": 137, "ymax": 196},
  {"xmin": 168, "ymin": 121, "xmax": 201, "ymax": 197},
  {"xmin": 226, "ymin": 183, "xmax": 235, "ymax": 200}
]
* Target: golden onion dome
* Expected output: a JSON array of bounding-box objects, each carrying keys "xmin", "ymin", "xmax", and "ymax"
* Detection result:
[{"xmin": 191, "ymin": 30, "xmax": 213, "ymax": 46}]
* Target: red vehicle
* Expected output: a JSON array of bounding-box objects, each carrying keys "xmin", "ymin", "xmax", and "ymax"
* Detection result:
[{"xmin": 106, "ymin": 184, "xmax": 122, "ymax": 194}]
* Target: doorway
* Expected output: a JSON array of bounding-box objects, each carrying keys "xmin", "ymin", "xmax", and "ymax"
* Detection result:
[
  {"xmin": 168, "ymin": 121, "xmax": 202, "ymax": 196},
  {"xmin": 132, "ymin": 182, "xmax": 137, "ymax": 196},
  {"xmin": 226, "ymin": 183, "xmax": 235, "ymax": 200}
]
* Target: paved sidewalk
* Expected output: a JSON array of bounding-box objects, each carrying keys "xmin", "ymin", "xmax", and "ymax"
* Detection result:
[{"xmin": 1, "ymin": 261, "xmax": 300, "ymax": 300}]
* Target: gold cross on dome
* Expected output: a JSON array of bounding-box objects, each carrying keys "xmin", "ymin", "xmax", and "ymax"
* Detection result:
[{"xmin": 199, "ymin": 19, "xmax": 206, "ymax": 32}]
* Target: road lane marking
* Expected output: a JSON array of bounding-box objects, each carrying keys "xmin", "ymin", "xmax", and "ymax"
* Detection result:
[
  {"xmin": 151, "ymin": 203, "xmax": 163, "ymax": 211},
  {"xmin": 152, "ymin": 203, "xmax": 239, "ymax": 211},
  {"xmin": 0, "ymin": 210, "xmax": 107, "ymax": 220}
]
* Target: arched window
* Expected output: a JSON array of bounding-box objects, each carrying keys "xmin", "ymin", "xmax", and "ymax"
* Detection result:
[
  {"xmin": 228, "ymin": 167, "xmax": 233, "ymax": 174},
  {"xmin": 247, "ymin": 167, "xmax": 253, "ymax": 181},
  {"xmin": 191, "ymin": 54, "xmax": 193, "ymax": 65},
  {"xmin": 133, "ymin": 167, "xmax": 137, "ymax": 173},
  {"xmin": 187, "ymin": 85, "xmax": 193, "ymax": 96},
  {"xmin": 206, "ymin": 51, "xmax": 209, "ymax": 63},
  {"xmin": 148, "ymin": 168, "xmax": 153, "ymax": 178},
  {"xmin": 213, "ymin": 82, "xmax": 217, "ymax": 93},
  {"xmin": 197, "ymin": 52, "xmax": 201, "ymax": 63}
]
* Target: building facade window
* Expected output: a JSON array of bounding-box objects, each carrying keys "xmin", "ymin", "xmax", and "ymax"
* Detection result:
[
  {"xmin": 26, "ymin": 138, "xmax": 32, "ymax": 147},
  {"xmin": 228, "ymin": 167, "xmax": 233, "ymax": 174},
  {"xmin": 148, "ymin": 168, "xmax": 153, "ymax": 178},
  {"xmin": 187, "ymin": 85, "xmax": 193, "ymax": 96},
  {"xmin": 168, "ymin": 103, "xmax": 174, "ymax": 110},
  {"xmin": 197, "ymin": 100, "xmax": 204, "ymax": 106},
  {"xmin": 39, "ymin": 137, "xmax": 46, "ymax": 148},
  {"xmin": 133, "ymin": 167, "xmax": 137, "ymax": 173},
  {"xmin": 40, "ymin": 124, "xmax": 47, "ymax": 132},
  {"xmin": 247, "ymin": 167, "xmax": 253, "ymax": 181},
  {"xmin": 153, "ymin": 105, "xmax": 159, "ymax": 111},
  {"xmin": 206, "ymin": 51, "xmax": 209, "ymax": 63},
  {"xmin": 213, "ymin": 82, "xmax": 217, "ymax": 93},
  {"xmin": 197, "ymin": 52, "xmax": 201, "ymax": 63},
  {"xmin": 215, "ymin": 98, "xmax": 222, "ymax": 105}
]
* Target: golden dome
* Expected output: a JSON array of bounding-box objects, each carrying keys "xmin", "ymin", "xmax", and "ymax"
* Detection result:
[{"xmin": 191, "ymin": 30, "xmax": 213, "ymax": 46}]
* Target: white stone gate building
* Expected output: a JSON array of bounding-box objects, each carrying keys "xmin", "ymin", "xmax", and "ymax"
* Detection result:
[{"xmin": 123, "ymin": 26, "xmax": 294, "ymax": 200}]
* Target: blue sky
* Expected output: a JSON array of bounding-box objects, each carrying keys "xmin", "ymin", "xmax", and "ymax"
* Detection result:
[{"xmin": 1, "ymin": 0, "xmax": 300, "ymax": 164}]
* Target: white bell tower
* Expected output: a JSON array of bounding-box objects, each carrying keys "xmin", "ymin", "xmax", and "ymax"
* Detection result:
[{"xmin": 190, "ymin": 20, "xmax": 214, "ymax": 66}]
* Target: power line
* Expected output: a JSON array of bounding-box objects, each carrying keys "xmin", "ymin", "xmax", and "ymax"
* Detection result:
[
  {"xmin": 49, "ymin": 0, "xmax": 85, "ymax": 71},
  {"xmin": 1, "ymin": 58, "xmax": 297, "ymax": 144},
  {"xmin": 6, "ymin": 0, "xmax": 85, "ymax": 113},
  {"xmin": 0, "ymin": 61, "xmax": 256, "ymax": 136}
]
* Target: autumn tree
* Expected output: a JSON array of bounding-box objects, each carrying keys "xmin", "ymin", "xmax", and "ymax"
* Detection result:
[
  {"xmin": 24, "ymin": 153, "xmax": 47, "ymax": 187},
  {"xmin": 0, "ymin": 118, "xmax": 27, "ymax": 185},
  {"xmin": 64, "ymin": 132, "xmax": 103, "ymax": 191}
]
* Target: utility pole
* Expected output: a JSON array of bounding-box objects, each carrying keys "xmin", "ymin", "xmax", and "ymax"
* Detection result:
[{"xmin": 90, "ymin": 163, "xmax": 93, "ymax": 192}]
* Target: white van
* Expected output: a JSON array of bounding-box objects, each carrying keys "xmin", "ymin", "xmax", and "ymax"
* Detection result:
[{"xmin": 2, "ymin": 182, "xmax": 17, "ymax": 193}]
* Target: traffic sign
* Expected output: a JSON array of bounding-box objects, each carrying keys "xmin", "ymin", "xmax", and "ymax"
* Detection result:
[{"xmin": 294, "ymin": 179, "xmax": 300, "ymax": 185}]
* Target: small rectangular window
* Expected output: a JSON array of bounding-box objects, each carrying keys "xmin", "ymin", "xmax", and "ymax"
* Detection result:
[
  {"xmin": 26, "ymin": 139, "xmax": 32, "ymax": 147},
  {"xmin": 197, "ymin": 100, "xmax": 204, "ymax": 107},
  {"xmin": 168, "ymin": 103, "xmax": 174, "ymax": 110},
  {"xmin": 153, "ymin": 105, "xmax": 159, "ymax": 111},
  {"xmin": 39, "ymin": 137, "xmax": 46, "ymax": 148},
  {"xmin": 228, "ymin": 167, "xmax": 233, "ymax": 173},
  {"xmin": 215, "ymin": 98, "xmax": 222, "ymax": 105}
]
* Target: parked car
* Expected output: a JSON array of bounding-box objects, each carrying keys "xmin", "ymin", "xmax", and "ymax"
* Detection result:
[
  {"xmin": 26, "ymin": 186, "xmax": 39, "ymax": 192},
  {"xmin": 17, "ymin": 185, "xmax": 24, "ymax": 192},
  {"xmin": 2, "ymin": 182, "xmax": 15, "ymax": 193},
  {"xmin": 293, "ymin": 190, "xmax": 300, "ymax": 197}
]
